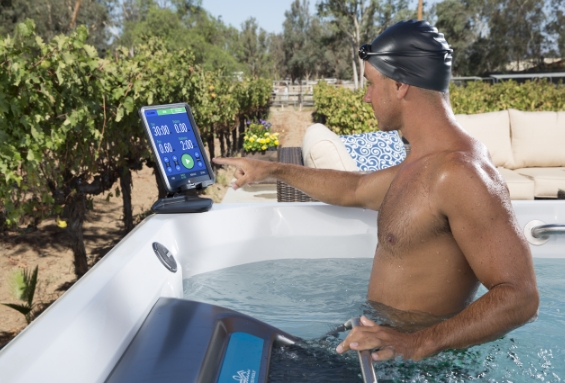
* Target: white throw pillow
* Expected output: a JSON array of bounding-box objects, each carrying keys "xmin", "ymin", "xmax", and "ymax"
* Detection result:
[
  {"xmin": 301, "ymin": 124, "xmax": 359, "ymax": 171},
  {"xmin": 455, "ymin": 111, "xmax": 514, "ymax": 168},
  {"xmin": 508, "ymin": 109, "xmax": 565, "ymax": 169}
]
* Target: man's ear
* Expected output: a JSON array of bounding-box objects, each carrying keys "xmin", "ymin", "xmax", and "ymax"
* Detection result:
[{"xmin": 395, "ymin": 82, "xmax": 410, "ymax": 99}]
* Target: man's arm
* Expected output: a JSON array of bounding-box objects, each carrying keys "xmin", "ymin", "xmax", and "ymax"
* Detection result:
[
  {"xmin": 336, "ymin": 156, "xmax": 539, "ymax": 360},
  {"xmin": 212, "ymin": 157, "xmax": 400, "ymax": 210}
]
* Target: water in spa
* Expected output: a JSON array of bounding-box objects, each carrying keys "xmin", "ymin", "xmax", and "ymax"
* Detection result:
[{"xmin": 183, "ymin": 258, "xmax": 565, "ymax": 382}]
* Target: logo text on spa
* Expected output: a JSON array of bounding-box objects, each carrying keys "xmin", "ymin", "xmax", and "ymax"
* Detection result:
[{"xmin": 232, "ymin": 369, "xmax": 256, "ymax": 383}]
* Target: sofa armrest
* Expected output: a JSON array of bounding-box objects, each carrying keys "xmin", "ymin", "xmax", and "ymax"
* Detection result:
[{"xmin": 276, "ymin": 147, "xmax": 318, "ymax": 202}]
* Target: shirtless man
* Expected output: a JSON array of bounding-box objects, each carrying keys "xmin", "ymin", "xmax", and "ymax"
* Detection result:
[{"xmin": 213, "ymin": 20, "xmax": 539, "ymax": 361}]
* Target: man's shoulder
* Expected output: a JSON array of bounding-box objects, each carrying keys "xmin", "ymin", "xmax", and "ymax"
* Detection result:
[
  {"xmin": 433, "ymin": 139, "xmax": 494, "ymax": 176},
  {"xmin": 430, "ymin": 146, "xmax": 508, "ymax": 205}
]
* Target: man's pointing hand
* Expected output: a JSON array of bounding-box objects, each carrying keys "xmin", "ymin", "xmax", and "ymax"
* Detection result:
[{"xmin": 213, "ymin": 157, "xmax": 275, "ymax": 190}]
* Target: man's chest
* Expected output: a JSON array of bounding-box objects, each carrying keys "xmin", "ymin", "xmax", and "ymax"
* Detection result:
[{"xmin": 377, "ymin": 164, "xmax": 450, "ymax": 254}]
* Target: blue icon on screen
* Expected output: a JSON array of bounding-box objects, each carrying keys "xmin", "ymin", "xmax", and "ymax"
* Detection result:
[
  {"xmin": 164, "ymin": 157, "xmax": 169, "ymax": 163},
  {"xmin": 175, "ymin": 165, "xmax": 181, "ymax": 171},
  {"xmin": 167, "ymin": 167, "xmax": 172, "ymax": 173},
  {"xmin": 195, "ymin": 152, "xmax": 201, "ymax": 159},
  {"xmin": 197, "ymin": 161, "xmax": 203, "ymax": 168},
  {"xmin": 172, "ymin": 155, "xmax": 178, "ymax": 162}
]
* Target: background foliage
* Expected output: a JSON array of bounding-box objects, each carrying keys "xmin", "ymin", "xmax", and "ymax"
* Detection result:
[
  {"xmin": 2, "ymin": 0, "xmax": 561, "ymax": 86},
  {"xmin": 313, "ymin": 80, "xmax": 378, "ymax": 134},
  {"xmin": 0, "ymin": 20, "xmax": 271, "ymax": 276},
  {"xmin": 314, "ymin": 80, "xmax": 565, "ymax": 134}
]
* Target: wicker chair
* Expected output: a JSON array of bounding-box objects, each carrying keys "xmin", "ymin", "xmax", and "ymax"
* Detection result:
[{"xmin": 277, "ymin": 147, "xmax": 318, "ymax": 202}]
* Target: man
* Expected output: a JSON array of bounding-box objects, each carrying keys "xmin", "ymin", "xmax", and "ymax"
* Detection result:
[{"xmin": 213, "ymin": 20, "xmax": 538, "ymax": 362}]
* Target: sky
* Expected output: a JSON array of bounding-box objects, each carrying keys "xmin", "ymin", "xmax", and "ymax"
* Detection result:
[
  {"xmin": 201, "ymin": 0, "xmax": 436, "ymax": 35},
  {"xmin": 201, "ymin": 0, "xmax": 318, "ymax": 34}
]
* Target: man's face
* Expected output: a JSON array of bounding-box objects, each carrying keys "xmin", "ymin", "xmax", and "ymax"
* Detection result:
[{"xmin": 363, "ymin": 62, "xmax": 401, "ymax": 132}]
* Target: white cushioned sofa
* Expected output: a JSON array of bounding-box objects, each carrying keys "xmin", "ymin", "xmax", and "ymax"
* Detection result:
[
  {"xmin": 300, "ymin": 109, "xmax": 565, "ymax": 200},
  {"xmin": 456, "ymin": 109, "xmax": 565, "ymax": 199}
]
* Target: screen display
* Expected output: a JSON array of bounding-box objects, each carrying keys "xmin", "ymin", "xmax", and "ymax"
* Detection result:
[{"xmin": 142, "ymin": 105, "xmax": 212, "ymax": 191}]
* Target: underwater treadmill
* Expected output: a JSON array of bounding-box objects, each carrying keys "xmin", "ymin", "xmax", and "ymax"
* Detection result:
[{"xmin": 105, "ymin": 298, "xmax": 297, "ymax": 383}]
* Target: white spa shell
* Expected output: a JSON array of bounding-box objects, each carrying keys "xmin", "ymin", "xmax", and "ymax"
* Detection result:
[{"xmin": 0, "ymin": 201, "xmax": 564, "ymax": 382}]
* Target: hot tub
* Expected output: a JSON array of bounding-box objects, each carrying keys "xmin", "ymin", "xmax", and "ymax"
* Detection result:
[{"xmin": 0, "ymin": 201, "xmax": 564, "ymax": 382}]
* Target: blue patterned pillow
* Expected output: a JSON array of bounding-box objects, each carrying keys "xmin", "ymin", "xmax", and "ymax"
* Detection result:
[{"xmin": 339, "ymin": 131, "xmax": 406, "ymax": 171}]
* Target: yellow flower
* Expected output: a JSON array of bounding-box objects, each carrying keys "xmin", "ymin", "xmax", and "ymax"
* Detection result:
[
  {"xmin": 274, "ymin": 140, "xmax": 279, "ymax": 146},
  {"xmin": 264, "ymin": 132, "xmax": 269, "ymax": 137},
  {"xmin": 259, "ymin": 138, "xmax": 265, "ymax": 144},
  {"xmin": 262, "ymin": 145, "xmax": 267, "ymax": 150},
  {"xmin": 266, "ymin": 138, "xmax": 270, "ymax": 143},
  {"xmin": 275, "ymin": 132, "xmax": 280, "ymax": 136},
  {"xmin": 249, "ymin": 137, "xmax": 255, "ymax": 142}
]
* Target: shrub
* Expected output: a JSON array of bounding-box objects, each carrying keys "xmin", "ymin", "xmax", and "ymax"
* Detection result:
[
  {"xmin": 313, "ymin": 81, "xmax": 378, "ymax": 135},
  {"xmin": 0, "ymin": 21, "xmax": 273, "ymax": 278},
  {"xmin": 313, "ymin": 79, "xmax": 565, "ymax": 135},
  {"xmin": 449, "ymin": 80, "xmax": 565, "ymax": 114}
]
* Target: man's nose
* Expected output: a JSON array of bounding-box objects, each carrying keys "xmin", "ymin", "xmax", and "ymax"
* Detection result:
[{"xmin": 363, "ymin": 91, "xmax": 371, "ymax": 103}]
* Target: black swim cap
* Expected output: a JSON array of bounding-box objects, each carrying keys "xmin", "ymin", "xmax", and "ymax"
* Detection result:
[{"xmin": 359, "ymin": 20, "xmax": 453, "ymax": 92}]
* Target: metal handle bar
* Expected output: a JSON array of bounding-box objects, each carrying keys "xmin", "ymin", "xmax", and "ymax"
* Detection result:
[
  {"xmin": 532, "ymin": 224, "xmax": 565, "ymax": 239},
  {"xmin": 344, "ymin": 318, "xmax": 377, "ymax": 383}
]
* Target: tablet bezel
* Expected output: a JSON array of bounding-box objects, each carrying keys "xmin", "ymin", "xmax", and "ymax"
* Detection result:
[{"xmin": 139, "ymin": 103, "xmax": 215, "ymax": 193}]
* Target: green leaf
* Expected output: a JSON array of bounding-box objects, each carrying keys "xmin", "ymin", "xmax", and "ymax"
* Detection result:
[
  {"xmin": 123, "ymin": 96, "xmax": 134, "ymax": 113},
  {"xmin": 15, "ymin": 20, "xmax": 34, "ymax": 38},
  {"xmin": 116, "ymin": 107, "xmax": 124, "ymax": 122},
  {"xmin": 56, "ymin": 64, "xmax": 65, "ymax": 85},
  {"xmin": 62, "ymin": 52, "xmax": 74, "ymax": 65},
  {"xmin": 7, "ymin": 269, "xmax": 26, "ymax": 300},
  {"xmin": 23, "ymin": 266, "xmax": 39, "ymax": 306},
  {"xmin": 83, "ymin": 45, "xmax": 97, "ymax": 58}
]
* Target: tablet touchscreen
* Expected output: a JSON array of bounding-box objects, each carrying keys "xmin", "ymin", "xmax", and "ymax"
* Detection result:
[{"xmin": 140, "ymin": 103, "xmax": 215, "ymax": 192}]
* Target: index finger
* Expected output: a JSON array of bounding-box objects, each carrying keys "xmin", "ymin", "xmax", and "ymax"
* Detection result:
[{"xmin": 213, "ymin": 157, "xmax": 240, "ymax": 166}]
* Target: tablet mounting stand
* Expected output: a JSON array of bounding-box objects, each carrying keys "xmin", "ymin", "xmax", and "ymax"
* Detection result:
[{"xmin": 151, "ymin": 181, "xmax": 213, "ymax": 214}]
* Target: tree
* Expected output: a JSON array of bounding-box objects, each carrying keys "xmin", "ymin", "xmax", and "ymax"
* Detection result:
[
  {"xmin": 489, "ymin": 0, "xmax": 546, "ymax": 72},
  {"xmin": 317, "ymin": 0, "xmax": 411, "ymax": 89},
  {"xmin": 433, "ymin": 0, "xmax": 562, "ymax": 76},
  {"xmin": 547, "ymin": 0, "xmax": 565, "ymax": 58},
  {"xmin": 433, "ymin": 0, "xmax": 484, "ymax": 75},
  {"xmin": 317, "ymin": 0, "xmax": 376, "ymax": 89},
  {"xmin": 116, "ymin": 0, "xmax": 243, "ymax": 72},
  {"xmin": 282, "ymin": 0, "xmax": 326, "ymax": 83},
  {"xmin": 237, "ymin": 17, "xmax": 271, "ymax": 78},
  {"xmin": 0, "ymin": 0, "xmax": 116, "ymax": 54},
  {"xmin": 267, "ymin": 33, "xmax": 285, "ymax": 79}
]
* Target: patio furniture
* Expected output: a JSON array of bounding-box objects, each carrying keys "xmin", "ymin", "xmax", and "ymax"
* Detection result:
[
  {"xmin": 277, "ymin": 147, "xmax": 317, "ymax": 202},
  {"xmin": 277, "ymin": 124, "xmax": 407, "ymax": 202},
  {"xmin": 277, "ymin": 110, "xmax": 565, "ymax": 202},
  {"xmin": 456, "ymin": 109, "xmax": 565, "ymax": 199}
]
